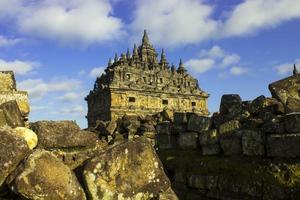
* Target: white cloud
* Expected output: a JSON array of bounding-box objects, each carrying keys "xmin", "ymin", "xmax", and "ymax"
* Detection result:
[
  {"xmin": 130, "ymin": 0, "xmax": 218, "ymax": 46},
  {"xmin": 185, "ymin": 58, "xmax": 215, "ymax": 74},
  {"xmin": 60, "ymin": 105, "xmax": 86, "ymax": 116},
  {"xmin": 89, "ymin": 67, "xmax": 105, "ymax": 78},
  {"xmin": 0, "ymin": 0, "xmax": 125, "ymax": 45},
  {"xmin": 57, "ymin": 92, "xmax": 86, "ymax": 102},
  {"xmin": 0, "ymin": 59, "xmax": 37, "ymax": 75},
  {"xmin": 199, "ymin": 45, "xmax": 225, "ymax": 59},
  {"xmin": 0, "ymin": 35, "xmax": 22, "ymax": 47},
  {"xmin": 230, "ymin": 66, "xmax": 249, "ymax": 75},
  {"xmin": 275, "ymin": 59, "xmax": 300, "ymax": 75},
  {"xmin": 221, "ymin": 54, "xmax": 240, "ymax": 68},
  {"xmin": 222, "ymin": 0, "xmax": 300, "ymax": 37},
  {"xmin": 18, "ymin": 77, "xmax": 81, "ymax": 100}
]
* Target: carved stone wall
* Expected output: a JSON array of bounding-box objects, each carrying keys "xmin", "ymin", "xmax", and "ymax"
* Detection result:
[{"xmin": 86, "ymin": 31, "xmax": 209, "ymax": 127}]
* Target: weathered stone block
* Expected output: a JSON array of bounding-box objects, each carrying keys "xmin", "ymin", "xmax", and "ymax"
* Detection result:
[
  {"xmin": 174, "ymin": 112, "xmax": 187, "ymax": 124},
  {"xmin": 0, "ymin": 109, "xmax": 7, "ymax": 127},
  {"xmin": 250, "ymin": 95, "xmax": 284, "ymax": 115},
  {"xmin": 188, "ymin": 175, "xmax": 218, "ymax": 191},
  {"xmin": 178, "ymin": 132, "xmax": 199, "ymax": 150},
  {"xmin": 0, "ymin": 126, "xmax": 30, "ymax": 187},
  {"xmin": 83, "ymin": 137, "xmax": 174, "ymax": 200},
  {"xmin": 0, "ymin": 100, "xmax": 24, "ymax": 128},
  {"xmin": 261, "ymin": 117, "xmax": 285, "ymax": 134},
  {"xmin": 267, "ymin": 134, "xmax": 300, "ymax": 157},
  {"xmin": 0, "ymin": 71, "xmax": 16, "ymax": 91},
  {"xmin": 220, "ymin": 135, "xmax": 242, "ymax": 156},
  {"xmin": 156, "ymin": 122, "xmax": 171, "ymax": 135},
  {"xmin": 286, "ymin": 97, "xmax": 300, "ymax": 113},
  {"xmin": 219, "ymin": 120, "xmax": 240, "ymax": 135},
  {"xmin": 156, "ymin": 134, "xmax": 178, "ymax": 150},
  {"xmin": 242, "ymin": 130, "xmax": 265, "ymax": 156},
  {"xmin": 171, "ymin": 123, "xmax": 187, "ymax": 135},
  {"xmin": 284, "ymin": 113, "xmax": 300, "ymax": 133},
  {"xmin": 187, "ymin": 114, "xmax": 211, "ymax": 133},
  {"xmin": 199, "ymin": 129, "xmax": 221, "ymax": 155},
  {"xmin": 219, "ymin": 94, "xmax": 242, "ymax": 119},
  {"xmin": 10, "ymin": 150, "xmax": 86, "ymax": 200}
]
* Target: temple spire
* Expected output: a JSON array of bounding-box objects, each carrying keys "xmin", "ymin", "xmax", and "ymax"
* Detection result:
[
  {"xmin": 114, "ymin": 53, "xmax": 118, "ymax": 63},
  {"xmin": 108, "ymin": 58, "xmax": 112, "ymax": 67},
  {"xmin": 177, "ymin": 59, "xmax": 186, "ymax": 74},
  {"xmin": 293, "ymin": 64, "xmax": 298, "ymax": 75},
  {"xmin": 142, "ymin": 29, "xmax": 150, "ymax": 45}
]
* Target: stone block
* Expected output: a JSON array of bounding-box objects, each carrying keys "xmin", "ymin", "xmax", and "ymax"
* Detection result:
[
  {"xmin": 171, "ymin": 123, "xmax": 187, "ymax": 135},
  {"xmin": 242, "ymin": 130, "xmax": 265, "ymax": 156},
  {"xmin": 174, "ymin": 112, "xmax": 187, "ymax": 124},
  {"xmin": 178, "ymin": 132, "xmax": 199, "ymax": 150},
  {"xmin": 284, "ymin": 113, "xmax": 300, "ymax": 133},
  {"xmin": 261, "ymin": 117, "xmax": 285, "ymax": 134},
  {"xmin": 250, "ymin": 95, "xmax": 284, "ymax": 115},
  {"xmin": 0, "ymin": 100, "xmax": 25, "ymax": 128},
  {"xmin": 188, "ymin": 175, "xmax": 218, "ymax": 191},
  {"xmin": 220, "ymin": 135, "xmax": 242, "ymax": 156},
  {"xmin": 0, "ymin": 109, "xmax": 7, "ymax": 127},
  {"xmin": 267, "ymin": 134, "xmax": 300, "ymax": 157},
  {"xmin": 156, "ymin": 134, "xmax": 178, "ymax": 150},
  {"xmin": 199, "ymin": 129, "xmax": 221, "ymax": 155},
  {"xmin": 156, "ymin": 122, "xmax": 171, "ymax": 135},
  {"xmin": 187, "ymin": 114, "xmax": 211, "ymax": 133},
  {"xmin": 286, "ymin": 97, "xmax": 300, "ymax": 113},
  {"xmin": 219, "ymin": 120, "xmax": 240, "ymax": 135},
  {"xmin": 219, "ymin": 94, "xmax": 242, "ymax": 119}
]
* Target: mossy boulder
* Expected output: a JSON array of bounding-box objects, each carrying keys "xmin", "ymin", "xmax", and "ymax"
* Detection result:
[
  {"xmin": 10, "ymin": 150, "xmax": 86, "ymax": 200},
  {"xmin": 0, "ymin": 126, "xmax": 30, "ymax": 187},
  {"xmin": 83, "ymin": 136, "xmax": 176, "ymax": 200}
]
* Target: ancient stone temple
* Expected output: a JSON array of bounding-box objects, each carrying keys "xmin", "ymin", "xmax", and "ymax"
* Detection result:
[{"xmin": 86, "ymin": 30, "xmax": 209, "ymax": 127}]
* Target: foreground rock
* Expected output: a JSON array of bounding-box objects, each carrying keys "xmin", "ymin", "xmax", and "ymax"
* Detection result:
[
  {"xmin": 83, "ymin": 137, "xmax": 176, "ymax": 200},
  {"xmin": 0, "ymin": 126, "xmax": 30, "ymax": 187},
  {"xmin": 10, "ymin": 150, "xmax": 86, "ymax": 200},
  {"xmin": 0, "ymin": 100, "xmax": 25, "ymax": 128},
  {"xmin": 30, "ymin": 120, "xmax": 107, "ymax": 169},
  {"xmin": 14, "ymin": 127, "xmax": 38, "ymax": 149}
]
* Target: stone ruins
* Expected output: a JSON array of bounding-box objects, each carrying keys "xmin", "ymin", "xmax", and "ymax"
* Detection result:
[{"xmin": 86, "ymin": 30, "xmax": 209, "ymax": 127}]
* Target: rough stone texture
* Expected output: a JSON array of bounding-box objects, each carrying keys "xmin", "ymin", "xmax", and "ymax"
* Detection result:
[
  {"xmin": 220, "ymin": 134, "xmax": 242, "ymax": 156},
  {"xmin": 14, "ymin": 127, "xmax": 38, "ymax": 150},
  {"xmin": 249, "ymin": 95, "xmax": 284, "ymax": 115},
  {"xmin": 0, "ymin": 126, "xmax": 30, "ymax": 187},
  {"xmin": 85, "ymin": 31, "xmax": 209, "ymax": 127},
  {"xmin": 199, "ymin": 129, "xmax": 220, "ymax": 155},
  {"xmin": 178, "ymin": 132, "xmax": 199, "ymax": 150},
  {"xmin": 267, "ymin": 134, "xmax": 300, "ymax": 157},
  {"xmin": 174, "ymin": 112, "xmax": 187, "ymax": 124},
  {"xmin": 242, "ymin": 130, "xmax": 265, "ymax": 156},
  {"xmin": 286, "ymin": 97, "xmax": 300, "ymax": 113},
  {"xmin": 0, "ymin": 109, "xmax": 7, "ymax": 127},
  {"xmin": 11, "ymin": 150, "xmax": 86, "ymax": 200},
  {"xmin": 284, "ymin": 113, "xmax": 300, "ymax": 133},
  {"xmin": 187, "ymin": 114, "xmax": 211, "ymax": 133},
  {"xmin": 156, "ymin": 122, "xmax": 171, "ymax": 135},
  {"xmin": 219, "ymin": 94, "xmax": 242, "ymax": 120},
  {"xmin": 156, "ymin": 135, "xmax": 178, "ymax": 150},
  {"xmin": 219, "ymin": 120, "xmax": 240, "ymax": 135},
  {"xmin": 262, "ymin": 117, "xmax": 285, "ymax": 134},
  {"xmin": 83, "ymin": 137, "xmax": 175, "ymax": 200},
  {"xmin": 0, "ymin": 100, "xmax": 25, "ymax": 128},
  {"xmin": 269, "ymin": 73, "xmax": 300, "ymax": 104}
]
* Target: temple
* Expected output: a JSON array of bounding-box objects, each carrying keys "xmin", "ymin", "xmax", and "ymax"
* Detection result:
[{"xmin": 85, "ymin": 30, "xmax": 209, "ymax": 127}]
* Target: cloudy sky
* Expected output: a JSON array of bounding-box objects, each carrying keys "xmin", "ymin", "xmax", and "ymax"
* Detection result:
[{"xmin": 0, "ymin": 0, "xmax": 300, "ymax": 128}]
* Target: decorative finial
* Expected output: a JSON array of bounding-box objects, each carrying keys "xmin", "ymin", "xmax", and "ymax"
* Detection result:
[
  {"xmin": 142, "ymin": 29, "xmax": 150, "ymax": 45},
  {"xmin": 161, "ymin": 48, "xmax": 166, "ymax": 59},
  {"xmin": 108, "ymin": 58, "xmax": 112, "ymax": 67},
  {"xmin": 177, "ymin": 58, "xmax": 186, "ymax": 74},
  {"xmin": 179, "ymin": 59, "xmax": 183, "ymax": 67},
  {"xmin": 293, "ymin": 64, "xmax": 298, "ymax": 75},
  {"xmin": 114, "ymin": 53, "xmax": 118, "ymax": 63},
  {"xmin": 133, "ymin": 44, "xmax": 138, "ymax": 55},
  {"xmin": 121, "ymin": 53, "xmax": 126, "ymax": 59}
]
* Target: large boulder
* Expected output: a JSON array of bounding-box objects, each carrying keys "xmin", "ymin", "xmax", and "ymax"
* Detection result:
[
  {"xmin": 14, "ymin": 127, "xmax": 38, "ymax": 150},
  {"xmin": 269, "ymin": 73, "xmax": 300, "ymax": 104},
  {"xmin": 9, "ymin": 150, "xmax": 86, "ymax": 200},
  {"xmin": 219, "ymin": 94, "xmax": 242, "ymax": 120},
  {"xmin": 187, "ymin": 114, "xmax": 211, "ymax": 133},
  {"xmin": 267, "ymin": 134, "xmax": 300, "ymax": 157},
  {"xmin": 0, "ymin": 100, "xmax": 25, "ymax": 128},
  {"xmin": 0, "ymin": 126, "xmax": 30, "ymax": 187},
  {"xmin": 30, "ymin": 120, "xmax": 106, "ymax": 169},
  {"xmin": 83, "ymin": 137, "xmax": 176, "ymax": 200},
  {"xmin": 249, "ymin": 95, "xmax": 284, "ymax": 115}
]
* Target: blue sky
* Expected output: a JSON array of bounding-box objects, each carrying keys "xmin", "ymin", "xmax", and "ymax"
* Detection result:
[{"xmin": 0, "ymin": 0, "xmax": 299, "ymax": 128}]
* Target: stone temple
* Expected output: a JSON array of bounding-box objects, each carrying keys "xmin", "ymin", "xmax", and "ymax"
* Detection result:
[{"xmin": 86, "ymin": 30, "xmax": 209, "ymax": 127}]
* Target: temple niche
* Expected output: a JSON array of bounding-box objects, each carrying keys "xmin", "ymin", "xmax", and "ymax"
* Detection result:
[{"xmin": 85, "ymin": 30, "xmax": 209, "ymax": 127}]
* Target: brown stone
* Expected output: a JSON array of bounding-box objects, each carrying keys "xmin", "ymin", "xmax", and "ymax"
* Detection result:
[
  {"xmin": 219, "ymin": 120, "xmax": 240, "ymax": 135},
  {"xmin": 267, "ymin": 134, "xmax": 300, "ymax": 157},
  {"xmin": 187, "ymin": 113, "xmax": 211, "ymax": 133},
  {"xmin": 286, "ymin": 97, "xmax": 300, "ymax": 113},
  {"xmin": 219, "ymin": 94, "xmax": 242, "ymax": 120},
  {"xmin": 199, "ymin": 129, "xmax": 220, "ymax": 155},
  {"xmin": 11, "ymin": 150, "xmax": 86, "ymax": 200},
  {"xmin": 0, "ymin": 100, "xmax": 25, "ymax": 128},
  {"xmin": 249, "ymin": 95, "xmax": 284, "ymax": 115},
  {"xmin": 83, "ymin": 137, "xmax": 175, "ymax": 199},
  {"xmin": 178, "ymin": 132, "xmax": 199, "ymax": 150},
  {"xmin": 241, "ymin": 130, "xmax": 265, "ymax": 156}
]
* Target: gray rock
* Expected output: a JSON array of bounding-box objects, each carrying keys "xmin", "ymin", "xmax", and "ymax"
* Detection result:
[
  {"xmin": 188, "ymin": 175, "xmax": 218, "ymax": 191},
  {"xmin": 250, "ymin": 95, "xmax": 284, "ymax": 115},
  {"xmin": 261, "ymin": 117, "xmax": 285, "ymax": 134},
  {"xmin": 267, "ymin": 134, "xmax": 300, "ymax": 157},
  {"xmin": 199, "ymin": 129, "xmax": 220, "ymax": 155},
  {"xmin": 174, "ymin": 112, "xmax": 187, "ymax": 124},
  {"xmin": 178, "ymin": 132, "xmax": 199, "ymax": 150},
  {"xmin": 219, "ymin": 94, "xmax": 242, "ymax": 120},
  {"xmin": 220, "ymin": 134, "xmax": 242, "ymax": 156},
  {"xmin": 156, "ymin": 122, "xmax": 171, "ymax": 135},
  {"xmin": 187, "ymin": 114, "xmax": 211, "ymax": 133},
  {"xmin": 219, "ymin": 120, "xmax": 240, "ymax": 135},
  {"xmin": 156, "ymin": 135, "xmax": 178, "ymax": 150},
  {"xmin": 242, "ymin": 130, "xmax": 265, "ymax": 156},
  {"xmin": 286, "ymin": 97, "xmax": 300, "ymax": 113}
]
